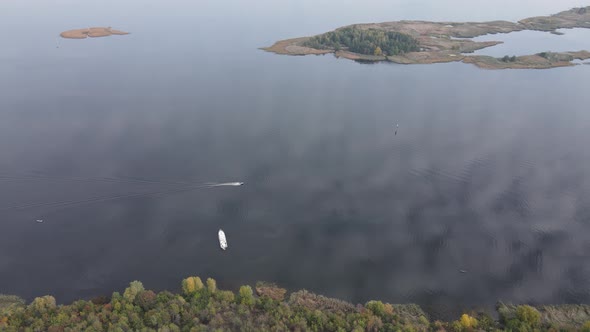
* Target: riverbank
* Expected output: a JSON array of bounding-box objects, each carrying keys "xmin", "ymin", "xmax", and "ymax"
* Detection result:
[
  {"xmin": 1, "ymin": 277, "xmax": 589, "ymax": 331},
  {"xmin": 263, "ymin": 6, "xmax": 590, "ymax": 69}
]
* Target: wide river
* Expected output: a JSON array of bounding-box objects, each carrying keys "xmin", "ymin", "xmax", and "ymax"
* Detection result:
[{"xmin": 1, "ymin": 0, "xmax": 589, "ymax": 319}]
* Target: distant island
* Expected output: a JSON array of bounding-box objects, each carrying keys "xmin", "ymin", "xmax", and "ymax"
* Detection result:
[
  {"xmin": 60, "ymin": 27, "xmax": 129, "ymax": 39},
  {"xmin": 263, "ymin": 7, "xmax": 590, "ymax": 69},
  {"xmin": 2, "ymin": 276, "xmax": 590, "ymax": 331}
]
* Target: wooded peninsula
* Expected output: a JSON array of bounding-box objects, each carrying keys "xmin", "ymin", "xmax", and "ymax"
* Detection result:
[{"xmin": 263, "ymin": 7, "xmax": 590, "ymax": 69}]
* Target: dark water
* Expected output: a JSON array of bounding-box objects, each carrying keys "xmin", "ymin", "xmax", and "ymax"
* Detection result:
[{"xmin": 1, "ymin": 0, "xmax": 590, "ymax": 319}]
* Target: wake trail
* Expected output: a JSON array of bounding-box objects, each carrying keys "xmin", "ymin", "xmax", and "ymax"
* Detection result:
[
  {"xmin": 0, "ymin": 172, "xmax": 197, "ymax": 187},
  {"xmin": 0, "ymin": 182, "xmax": 243, "ymax": 213},
  {"xmin": 0, "ymin": 185, "xmax": 212, "ymax": 212}
]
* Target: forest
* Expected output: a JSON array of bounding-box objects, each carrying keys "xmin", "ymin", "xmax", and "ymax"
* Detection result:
[
  {"xmin": 2, "ymin": 277, "xmax": 590, "ymax": 331},
  {"xmin": 302, "ymin": 26, "xmax": 420, "ymax": 56}
]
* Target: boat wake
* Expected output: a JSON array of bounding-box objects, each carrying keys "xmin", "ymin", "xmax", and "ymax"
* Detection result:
[
  {"xmin": 206, "ymin": 182, "xmax": 244, "ymax": 187},
  {"xmin": 0, "ymin": 174, "xmax": 244, "ymax": 215}
]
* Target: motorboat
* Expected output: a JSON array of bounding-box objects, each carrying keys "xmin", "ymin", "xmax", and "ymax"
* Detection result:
[{"xmin": 218, "ymin": 229, "xmax": 228, "ymax": 250}]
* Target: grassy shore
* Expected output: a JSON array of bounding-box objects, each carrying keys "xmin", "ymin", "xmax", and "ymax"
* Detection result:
[{"xmin": 1, "ymin": 278, "xmax": 590, "ymax": 331}]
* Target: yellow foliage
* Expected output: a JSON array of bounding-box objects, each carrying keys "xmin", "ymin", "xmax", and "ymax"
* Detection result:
[
  {"xmin": 459, "ymin": 314, "xmax": 478, "ymax": 329},
  {"xmin": 374, "ymin": 46, "xmax": 383, "ymax": 56},
  {"xmin": 582, "ymin": 321, "xmax": 590, "ymax": 332},
  {"xmin": 182, "ymin": 276, "xmax": 204, "ymax": 295},
  {"xmin": 186, "ymin": 278, "xmax": 195, "ymax": 293}
]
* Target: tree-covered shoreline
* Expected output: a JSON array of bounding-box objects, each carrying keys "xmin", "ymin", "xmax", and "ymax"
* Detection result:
[
  {"xmin": 303, "ymin": 26, "xmax": 420, "ymax": 56},
  {"xmin": 1, "ymin": 277, "xmax": 590, "ymax": 331}
]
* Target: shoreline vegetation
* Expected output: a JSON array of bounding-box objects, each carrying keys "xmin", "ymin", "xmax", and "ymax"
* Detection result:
[
  {"xmin": 262, "ymin": 6, "xmax": 590, "ymax": 69},
  {"xmin": 60, "ymin": 27, "xmax": 129, "ymax": 39},
  {"xmin": 2, "ymin": 278, "xmax": 590, "ymax": 331}
]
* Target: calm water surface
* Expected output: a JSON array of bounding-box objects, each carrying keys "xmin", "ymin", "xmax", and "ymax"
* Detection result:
[
  {"xmin": 1, "ymin": 0, "xmax": 590, "ymax": 319},
  {"xmin": 469, "ymin": 28, "xmax": 590, "ymax": 57}
]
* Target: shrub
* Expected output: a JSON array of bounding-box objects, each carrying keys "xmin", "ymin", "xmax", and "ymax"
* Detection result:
[
  {"xmin": 90, "ymin": 296, "xmax": 109, "ymax": 305},
  {"xmin": 215, "ymin": 290, "xmax": 235, "ymax": 304},
  {"xmin": 516, "ymin": 305, "xmax": 541, "ymax": 327}
]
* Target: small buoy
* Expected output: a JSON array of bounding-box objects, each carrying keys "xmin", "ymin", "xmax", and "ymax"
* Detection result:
[
  {"xmin": 459, "ymin": 269, "xmax": 467, "ymax": 273},
  {"xmin": 36, "ymin": 219, "xmax": 44, "ymax": 223}
]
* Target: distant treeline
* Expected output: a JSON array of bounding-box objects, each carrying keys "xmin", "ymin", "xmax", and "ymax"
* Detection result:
[
  {"xmin": 303, "ymin": 26, "xmax": 420, "ymax": 56},
  {"xmin": 1, "ymin": 277, "xmax": 590, "ymax": 331}
]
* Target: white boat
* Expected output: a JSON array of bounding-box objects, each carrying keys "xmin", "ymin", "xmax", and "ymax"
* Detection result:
[
  {"xmin": 207, "ymin": 182, "xmax": 244, "ymax": 187},
  {"xmin": 218, "ymin": 229, "xmax": 228, "ymax": 250}
]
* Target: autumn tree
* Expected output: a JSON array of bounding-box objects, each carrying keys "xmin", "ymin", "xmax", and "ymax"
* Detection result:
[
  {"xmin": 460, "ymin": 313, "xmax": 478, "ymax": 329},
  {"xmin": 135, "ymin": 290, "xmax": 156, "ymax": 311},
  {"xmin": 181, "ymin": 276, "xmax": 204, "ymax": 296}
]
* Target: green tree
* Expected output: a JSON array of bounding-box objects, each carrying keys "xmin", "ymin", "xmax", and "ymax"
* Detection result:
[
  {"xmin": 302, "ymin": 27, "xmax": 419, "ymax": 56},
  {"xmin": 30, "ymin": 295, "xmax": 56, "ymax": 313},
  {"xmin": 206, "ymin": 278, "xmax": 217, "ymax": 293},
  {"xmin": 123, "ymin": 281, "xmax": 144, "ymax": 302},
  {"xmin": 366, "ymin": 301, "xmax": 385, "ymax": 317},
  {"xmin": 238, "ymin": 286, "xmax": 254, "ymax": 306}
]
